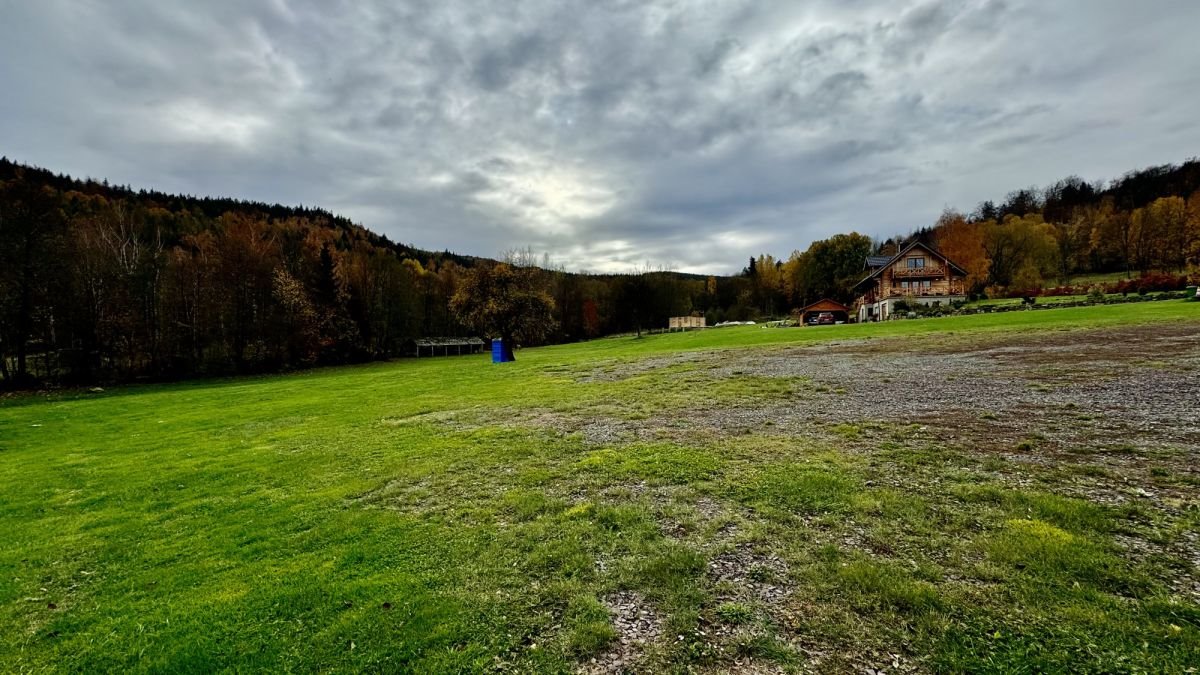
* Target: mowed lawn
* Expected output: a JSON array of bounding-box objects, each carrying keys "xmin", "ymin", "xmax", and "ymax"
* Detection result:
[{"xmin": 2, "ymin": 301, "xmax": 1199, "ymax": 673}]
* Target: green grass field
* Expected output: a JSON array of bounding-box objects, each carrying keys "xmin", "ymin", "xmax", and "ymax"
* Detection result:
[
  {"xmin": 1064, "ymin": 270, "xmax": 1132, "ymax": 287},
  {"xmin": 965, "ymin": 294, "xmax": 1091, "ymax": 308},
  {"xmin": 2, "ymin": 301, "xmax": 1199, "ymax": 672},
  {"xmin": 963, "ymin": 291, "xmax": 1183, "ymax": 308}
]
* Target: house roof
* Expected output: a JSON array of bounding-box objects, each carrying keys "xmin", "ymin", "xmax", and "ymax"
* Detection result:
[
  {"xmin": 853, "ymin": 240, "xmax": 969, "ymax": 291},
  {"xmin": 865, "ymin": 255, "xmax": 892, "ymax": 268},
  {"xmin": 413, "ymin": 337, "xmax": 487, "ymax": 347},
  {"xmin": 798, "ymin": 298, "xmax": 850, "ymax": 312}
]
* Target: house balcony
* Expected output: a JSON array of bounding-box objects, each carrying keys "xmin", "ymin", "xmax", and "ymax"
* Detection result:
[
  {"xmin": 858, "ymin": 282, "xmax": 965, "ymax": 306},
  {"xmin": 891, "ymin": 266, "xmax": 946, "ymax": 278},
  {"xmin": 885, "ymin": 286, "xmax": 964, "ymax": 299}
]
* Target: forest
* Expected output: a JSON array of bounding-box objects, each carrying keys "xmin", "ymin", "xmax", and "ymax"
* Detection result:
[
  {"xmin": 0, "ymin": 159, "xmax": 752, "ymax": 386},
  {"xmin": 2, "ymin": 157, "xmax": 1199, "ymax": 386}
]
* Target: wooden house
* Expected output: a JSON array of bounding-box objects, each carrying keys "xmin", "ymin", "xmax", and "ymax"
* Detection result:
[{"xmin": 853, "ymin": 241, "xmax": 967, "ymax": 322}]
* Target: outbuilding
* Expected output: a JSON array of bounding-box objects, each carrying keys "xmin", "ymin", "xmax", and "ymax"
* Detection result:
[
  {"xmin": 796, "ymin": 299, "xmax": 850, "ymax": 325},
  {"xmin": 668, "ymin": 315, "xmax": 707, "ymax": 331},
  {"xmin": 404, "ymin": 337, "xmax": 487, "ymax": 358}
]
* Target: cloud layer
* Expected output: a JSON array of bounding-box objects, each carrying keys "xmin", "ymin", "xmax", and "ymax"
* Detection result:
[{"xmin": 3, "ymin": 0, "xmax": 1199, "ymax": 273}]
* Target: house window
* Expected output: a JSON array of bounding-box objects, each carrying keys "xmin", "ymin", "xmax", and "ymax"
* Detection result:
[
  {"xmin": 923, "ymin": 280, "xmax": 932, "ymax": 289},
  {"xmin": 901, "ymin": 281, "xmax": 910, "ymax": 289},
  {"xmin": 906, "ymin": 257, "xmax": 925, "ymax": 269}
]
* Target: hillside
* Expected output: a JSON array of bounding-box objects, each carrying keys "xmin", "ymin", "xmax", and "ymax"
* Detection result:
[
  {"xmin": 0, "ymin": 157, "xmax": 479, "ymax": 268},
  {"xmin": 0, "ymin": 158, "xmax": 749, "ymax": 387}
]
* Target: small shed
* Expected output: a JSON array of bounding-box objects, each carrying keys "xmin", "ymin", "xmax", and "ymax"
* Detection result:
[
  {"xmin": 405, "ymin": 337, "xmax": 487, "ymax": 358},
  {"xmin": 668, "ymin": 315, "xmax": 707, "ymax": 331},
  {"xmin": 796, "ymin": 299, "xmax": 850, "ymax": 325}
]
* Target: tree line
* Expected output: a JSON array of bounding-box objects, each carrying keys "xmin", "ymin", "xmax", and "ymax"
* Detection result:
[
  {"xmin": 931, "ymin": 166, "xmax": 1200, "ymax": 296},
  {"xmin": 741, "ymin": 159, "xmax": 1200, "ymax": 312},
  {"xmin": 0, "ymin": 159, "xmax": 758, "ymax": 387}
]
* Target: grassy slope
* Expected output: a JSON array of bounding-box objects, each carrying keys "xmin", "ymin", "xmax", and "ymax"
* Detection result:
[
  {"xmin": 964, "ymin": 291, "xmax": 1183, "ymax": 308},
  {"xmin": 1065, "ymin": 270, "xmax": 1132, "ymax": 287},
  {"xmin": 1, "ymin": 301, "xmax": 1198, "ymax": 672},
  {"xmin": 545, "ymin": 299, "xmax": 1197, "ymax": 358}
]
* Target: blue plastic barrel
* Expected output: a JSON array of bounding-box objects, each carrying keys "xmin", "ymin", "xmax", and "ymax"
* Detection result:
[{"xmin": 492, "ymin": 338, "xmax": 516, "ymax": 362}]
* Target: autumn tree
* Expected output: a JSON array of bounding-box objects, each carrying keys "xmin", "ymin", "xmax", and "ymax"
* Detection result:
[
  {"xmin": 163, "ymin": 230, "xmax": 219, "ymax": 372},
  {"xmin": 783, "ymin": 232, "xmax": 874, "ymax": 306},
  {"xmin": 0, "ymin": 177, "xmax": 67, "ymax": 384},
  {"xmin": 312, "ymin": 241, "xmax": 360, "ymax": 360},
  {"xmin": 932, "ymin": 210, "xmax": 989, "ymax": 293},
  {"xmin": 1188, "ymin": 191, "xmax": 1200, "ymax": 276},
  {"xmin": 1087, "ymin": 198, "xmax": 1134, "ymax": 277},
  {"xmin": 613, "ymin": 272, "xmax": 655, "ymax": 337},
  {"xmin": 213, "ymin": 213, "xmax": 280, "ymax": 370},
  {"xmin": 63, "ymin": 194, "xmax": 170, "ymax": 377},
  {"xmin": 581, "ymin": 298, "xmax": 601, "ymax": 337},
  {"xmin": 1128, "ymin": 208, "xmax": 1156, "ymax": 275},
  {"xmin": 982, "ymin": 214, "xmax": 1057, "ymax": 290},
  {"xmin": 1145, "ymin": 196, "xmax": 1190, "ymax": 271},
  {"xmin": 450, "ymin": 262, "xmax": 555, "ymax": 361},
  {"xmin": 1052, "ymin": 211, "xmax": 1092, "ymax": 283},
  {"xmin": 750, "ymin": 254, "xmax": 787, "ymax": 315}
]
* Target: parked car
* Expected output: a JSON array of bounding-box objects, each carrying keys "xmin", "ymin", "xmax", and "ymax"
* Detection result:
[{"xmin": 816, "ymin": 311, "xmax": 835, "ymax": 325}]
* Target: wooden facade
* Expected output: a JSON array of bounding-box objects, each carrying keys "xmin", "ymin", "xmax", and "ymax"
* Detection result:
[
  {"xmin": 668, "ymin": 315, "xmax": 707, "ymax": 331},
  {"xmin": 853, "ymin": 242, "xmax": 967, "ymax": 322}
]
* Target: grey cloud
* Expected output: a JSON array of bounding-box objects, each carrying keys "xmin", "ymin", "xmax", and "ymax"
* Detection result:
[
  {"xmin": 471, "ymin": 32, "xmax": 558, "ymax": 91},
  {"xmin": 884, "ymin": 0, "xmax": 957, "ymax": 63},
  {"xmin": 2, "ymin": 0, "xmax": 1199, "ymax": 274},
  {"xmin": 694, "ymin": 38, "xmax": 743, "ymax": 77}
]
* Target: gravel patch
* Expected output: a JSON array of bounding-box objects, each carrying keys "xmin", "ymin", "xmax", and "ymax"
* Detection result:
[
  {"xmin": 519, "ymin": 323, "xmax": 1200, "ymax": 453},
  {"xmin": 579, "ymin": 592, "xmax": 663, "ymax": 674},
  {"xmin": 1114, "ymin": 531, "xmax": 1200, "ymax": 601},
  {"xmin": 577, "ymin": 351, "xmax": 719, "ymax": 383},
  {"xmin": 709, "ymin": 544, "xmax": 791, "ymax": 605}
]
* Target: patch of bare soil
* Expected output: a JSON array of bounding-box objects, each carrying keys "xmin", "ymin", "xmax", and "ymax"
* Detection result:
[
  {"xmin": 695, "ymin": 660, "xmax": 789, "ymax": 675},
  {"xmin": 708, "ymin": 544, "xmax": 791, "ymax": 605},
  {"xmin": 379, "ymin": 410, "xmax": 466, "ymax": 427},
  {"xmin": 576, "ymin": 351, "xmax": 720, "ymax": 382},
  {"xmin": 579, "ymin": 592, "xmax": 663, "ymax": 674},
  {"xmin": 1114, "ymin": 529, "xmax": 1200, "ymax": 599},
  {"xmin": 776, "ymin": 616, "xmax": 925, "ymax": 675}
]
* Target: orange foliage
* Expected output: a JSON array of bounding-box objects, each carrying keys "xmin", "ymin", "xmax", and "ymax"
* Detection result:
[{"xmin": 932, "ymin": 210, "xmax": 990, "ymax": 292}]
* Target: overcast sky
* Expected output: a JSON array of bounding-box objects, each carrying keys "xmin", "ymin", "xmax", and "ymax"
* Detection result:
[{"xmin": 2, "ymin": 1, "xmax": 1199, "ymax": 273}]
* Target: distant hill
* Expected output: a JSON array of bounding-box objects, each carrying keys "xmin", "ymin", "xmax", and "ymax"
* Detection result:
[{"xmin": 0, "ymin": 157, "xmax": 482, "ymax": 269}]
